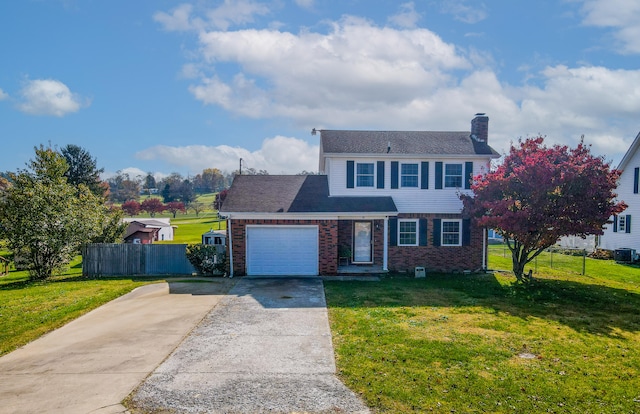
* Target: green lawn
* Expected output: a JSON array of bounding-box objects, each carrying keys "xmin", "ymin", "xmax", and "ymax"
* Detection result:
[{"xmin": 324, "ymin": 252, "xmax": 640, "ymax": 413}]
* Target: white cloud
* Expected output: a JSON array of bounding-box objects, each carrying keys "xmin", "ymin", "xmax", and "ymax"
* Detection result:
[
  {"xmin": 0, "ymin": 88, "xmax": 8, "ymax": 100},
  {"xmin": 17, "ymin": 79, "xmax": 85, "ymax": 117},
  {"xmin": 440, "ymin": 1, "xmax": 488, "ymax": 24},
  {"xmin": 154, "ymin": 0, "xmax": 270, "ymax": 32},
  {"xmin": 157, "ymin": 8, "xmax": 640, "ymax": 165},
  {"xmin": 294, "ymin": 0, "xmax": 314, "ymax": 10},
  {"xmin": 579, "ymin": 0, "xmax": 640, "ymax": 54},
  {"xmin": 388, "ymin": 2, "xmax": 421, "ymax": 28},
  {"xmin": 136, "ymin": 136, "xmax": 319, "ymax": 174}
]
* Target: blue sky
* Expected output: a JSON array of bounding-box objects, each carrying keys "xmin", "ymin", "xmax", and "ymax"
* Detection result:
[{"xmin": 1, "ymin": 0, "xmax": 640, "ymax": 179}]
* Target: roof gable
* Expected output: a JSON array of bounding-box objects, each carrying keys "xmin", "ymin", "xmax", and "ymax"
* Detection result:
[{"xmin": 618, "ymin": 130, "xmax": 640, "ymax": 171}]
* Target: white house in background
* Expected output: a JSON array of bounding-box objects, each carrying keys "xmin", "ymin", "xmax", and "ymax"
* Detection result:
[
  {"xmin": 599, "ymin": 130, "xmax": 640, "ymax": 254},
  {"xmin": 122, "ymin": 218, "xmax": 176, "ymax": 243}
]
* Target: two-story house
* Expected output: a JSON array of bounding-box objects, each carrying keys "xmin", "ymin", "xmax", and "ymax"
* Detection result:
[
  {"xmin": 598, "ymin": 129, "xmax": 640, "ymax": 257},
  {"xmin": 220, "ymin": 114, "xmax": 499, "ymax": 276}
]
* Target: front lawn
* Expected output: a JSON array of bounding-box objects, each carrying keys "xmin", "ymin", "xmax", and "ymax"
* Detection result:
[{"xmin": 324, "ymin": 263, "xmax": 640, "ymax": 412}]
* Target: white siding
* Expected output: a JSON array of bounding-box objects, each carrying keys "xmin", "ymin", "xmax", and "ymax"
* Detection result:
[
  {"xmin": 600, "ymin": 147, "xmax": 640, "ymax": 251},
  {"xmin": 327, "ymin": 156, "xmax": 491, "ymax": 214}
]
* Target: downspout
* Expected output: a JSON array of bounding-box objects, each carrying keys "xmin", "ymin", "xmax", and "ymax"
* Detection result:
[
  {"xmin": 227, "ymin": 216, "xmax": 234, "ymax": 278},
  {"xmin": 383, "ymin": 216, "xmax": 389, "ymax": 271},
  {"xmin": 482, "ymin": 227, "xmax": 487, "ymax": 271}
]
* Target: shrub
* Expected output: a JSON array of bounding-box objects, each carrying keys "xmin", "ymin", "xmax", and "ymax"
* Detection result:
[{"xmin": 185, "ymin": 244, "xmax": 226, "ymax": 276}]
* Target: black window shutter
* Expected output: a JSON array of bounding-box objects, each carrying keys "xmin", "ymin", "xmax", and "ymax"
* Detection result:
[
  {"xmin": 377, "ymin": 161, "xmax": 385, "ymax": 189},
  {"xmin": 613, "ymin": 215, "xmax": 618, "ymax": 233},
  {"xmin": 419, "ymin": 218, "xmax": 428, "ymax": 246},
  {"xmin": 465, "ymin": 162, "xmax": 473, "ymax": 190},
  {"xmin": 433, "ymin": 219, "xmax": 441, "ymax": 246},
  {"xmin": 346, "ymin": 160, "xmax": 354, "ymax": 188},
  {"xmin": 462, "ymin": 219, "xmax": 471, "ymax": 246},
  {"xmin": 634, "ymin": 168, "xmax": 639, "ymax": 194},
  {"xmin": 435, "ymin": 162, "xmax": 443, "ymax": 189},
  {"xmin": 391, "ymin": 161, "xmax": 399, "ymax": 189},
  {"xmin": 389, "ymin": 218, "xmax": 398, "ymax": 246},
  {"xmin": 626, "ymin": 215, "xmax": 632, "ymax": 233},
  {"xmin": 421, "ymin": 162, "xmax": 429, "ymax": 189}
]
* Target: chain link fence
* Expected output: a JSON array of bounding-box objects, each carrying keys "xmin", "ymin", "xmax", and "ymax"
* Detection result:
[{"xmin": 489, "ymin": 244, "xmax": 590, "ymax": 275}]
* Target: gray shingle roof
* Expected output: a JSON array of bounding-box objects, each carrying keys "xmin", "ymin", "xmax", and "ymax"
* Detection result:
[
  {"xmin": 220, "ymin": 175, "xmax": 397, "ymax": 214},
  {"xmin": 320, "ymin": 130, "xmax": 499, "ymax": 156}
]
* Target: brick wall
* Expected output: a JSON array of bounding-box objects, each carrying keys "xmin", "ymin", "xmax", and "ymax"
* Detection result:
[
  {"xmin": 388, "ymin": 213, "xmax": 485, "ymax": 273},
  {"xmin": 228, "ymin": 219, "xmax": 338, "ymax": 276}
]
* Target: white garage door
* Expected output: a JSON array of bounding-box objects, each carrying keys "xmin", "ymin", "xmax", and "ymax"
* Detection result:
[{"xmin": 246, "ymin": 226, "xmax": 319, "ymax": 275}]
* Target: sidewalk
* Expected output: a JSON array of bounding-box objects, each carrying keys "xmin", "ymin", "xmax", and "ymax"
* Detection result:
[
  {"xmin": 128, "ymin": 277, "xmax": 370, "ymax": 413},
  {"xmin": 0, "ymin": 280, "xmax": 235, "ymax": 414}
]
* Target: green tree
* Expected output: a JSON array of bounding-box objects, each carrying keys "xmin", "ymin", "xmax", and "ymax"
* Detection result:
[
  {"xmin": 0, "ymin": 146, "xmax": 107, "ymax": 279},
  {"xmin": 107, "ymin": 172, "xmax": 140, "ymax": 203},
  {"xmin": 61, "ymin": 144, "xmax": 106, "ymax": 198}
]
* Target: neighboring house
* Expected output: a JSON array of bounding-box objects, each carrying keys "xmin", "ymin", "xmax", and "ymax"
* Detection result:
[
  {"xmin": 220, "ymin": 114, "xmax": 500, "ymax": 276},
  {"xmin": 599, "ymin": 130, "xmax": 640, "ymax": 254},
  {"xmin": 122, "ymin": 218, "xmax": 175, "ymax": 244}
]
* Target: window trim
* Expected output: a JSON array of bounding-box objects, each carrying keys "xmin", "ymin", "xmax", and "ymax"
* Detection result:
[
  {"xmin": 441, "ymin": 219, "xmax": 462, "ymax": 246},
  {"xmin": 356, "ymin": 162, "xmax": 375, "ymax": 187},
  {"xmin": 398, "ymin": 219, "xmax": 419, "ymax": 246},
  {"xmin": 400, "ymin": 163, "xmax": 419, "ymax": 188},
  {"xmin": 444, "ymin": 163, "xmax": 463, "ymax": 188}
]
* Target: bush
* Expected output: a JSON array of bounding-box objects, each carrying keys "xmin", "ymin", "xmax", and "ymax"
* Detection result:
[
  {"xmin": 185, "ymin": 244, "xmax": 226, "ymax": 276},
  {"xmin": 589, "ymin": 248, "xmax": 614, "ymax": 260}
]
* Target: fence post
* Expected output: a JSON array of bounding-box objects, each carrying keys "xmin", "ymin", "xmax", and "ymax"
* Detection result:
[
  {"xmin": 550, "ymin": 249, "xmax": 553, "ymax": 268},
  {"xmin": 582, "ymin": 249, "xmax": 586, "ymax": 275}
]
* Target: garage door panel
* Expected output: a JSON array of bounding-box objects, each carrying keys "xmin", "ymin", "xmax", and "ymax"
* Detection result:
[{"xmin": 247, "ymin": 226, "xmax": 318, "ymax": 275}]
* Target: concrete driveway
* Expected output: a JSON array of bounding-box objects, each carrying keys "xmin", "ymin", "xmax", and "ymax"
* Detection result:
[
  {"xmin": 128, "ymin": 277, "xmax": 370, "ymax": 413},
  {"xmin": 0, "ymin": 279, "xmax": 235, "ymax": 414}
]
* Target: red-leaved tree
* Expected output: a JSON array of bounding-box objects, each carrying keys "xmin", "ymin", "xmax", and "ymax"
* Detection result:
[
  {"xmin": 121, "ymin": 200, "xmax": 141, "ymax": 216},
  {"xmin": 461, "ymin": 137, "xmax": 626, "ymax": 283},
  {"xmin": 165, "ymin": 201, "xmax": 186, "ymax": 218},
  {"xmin": 140, "ymin": 198, "xmax": 165, "ymax": 218}
]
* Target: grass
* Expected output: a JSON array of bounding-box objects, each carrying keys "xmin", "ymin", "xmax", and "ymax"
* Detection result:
[
  {"xmin": 0, "ymin": 257, "xmax": 168, "ymax": 357},
  {"xmin": 324, "ymin": 252, "xmax": 640, "ymax": 413}
]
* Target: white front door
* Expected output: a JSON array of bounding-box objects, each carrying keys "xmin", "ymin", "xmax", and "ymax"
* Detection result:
[{"xmin": 353, "ymin": 221, "xmax": 372, "ymax": 263}]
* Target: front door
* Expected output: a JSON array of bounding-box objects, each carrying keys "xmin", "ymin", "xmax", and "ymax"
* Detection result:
[{"xmin": 353, "ymin": 221, "xmax": 372, "ymax": 263}]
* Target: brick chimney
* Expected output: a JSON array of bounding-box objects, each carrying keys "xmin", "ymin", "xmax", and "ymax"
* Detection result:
[{"xmin": 471, "ymin": 113, "xmax": 489, "ymax": 143}]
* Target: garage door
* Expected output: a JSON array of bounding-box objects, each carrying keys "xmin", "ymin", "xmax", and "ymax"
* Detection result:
[{"xmin": 246, "ymin": 226, "xmax": 318, "ymax": 275}]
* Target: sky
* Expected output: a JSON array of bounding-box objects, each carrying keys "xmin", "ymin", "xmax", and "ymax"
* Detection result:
[{"xmin": 1, "ymin": 0, "xmax": 640, "ymax": 180}]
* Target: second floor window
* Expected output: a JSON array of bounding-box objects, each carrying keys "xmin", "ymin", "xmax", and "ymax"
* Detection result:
[
  {"xmin": 401, "ymin": 163, "xmax": 419, "ymax": 187},
  {"xmin": 444, "ymin": 163, "xmax": 463, "ymax": 188},
  {"xmin": 357, "ymin": 163, "xmax": 374, "ymax": 187}
]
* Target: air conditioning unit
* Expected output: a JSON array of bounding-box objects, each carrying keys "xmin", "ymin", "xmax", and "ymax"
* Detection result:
[{"xmin": 614, "ymin": 248, "xmax": 636, "ymax": 263}]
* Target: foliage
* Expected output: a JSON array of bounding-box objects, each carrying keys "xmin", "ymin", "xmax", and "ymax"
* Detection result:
[
  {"xmin": 193, "ymin": 168, "xmax": 225, "ymax": 193},
  {"xmin": 189, "ymin": 201, "xmax": 205, "ymax": 217},
  {"xmin": 121, "ymin": 199, "xmax": 141, "ymax": 216},
  {"xmin": 61, "ymin": 144, "xmax": 107, "ymax": 198},
  {"xmin": 185, "ymin": 244, "xmax": 226, "ymax": 275},
  {"xmin": 107, "ymin": 171, "xmax": 141, "ymax": 203},
  {"xmin": 140, "ymin": 198, "xmax": 165, "ymax": 217},
  {"xmin": 462, "ymin": 137, "xmax": 626, "ymax": 283},
  {"xmin": 0, "ymin": 146, "xmax": 107, "ymax": 279},
  {"xmin": 214, "ymin": 188, "xmax": 229, "ymax": 210},
  {"xmin": 92, "ymin": 206, "xmax": 127, "ymax": 243},
  {"xmin": 142, "ymin": 172, "xmax": 156, "ymax": 194},
  {"xmin": 165, "ymin": 201, "xmax": 186, "ymax": 218}
]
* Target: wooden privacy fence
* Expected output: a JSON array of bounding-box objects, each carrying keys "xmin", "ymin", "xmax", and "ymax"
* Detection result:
[{"xmin": 83, "ymin": 244, "xmax": 197, "ymax": 276}]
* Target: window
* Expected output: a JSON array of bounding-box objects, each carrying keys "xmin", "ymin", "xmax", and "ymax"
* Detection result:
[
  {"xmin": 619, "ymin": 215, "xmax": 628, "ymax": 233},
  {"xmin": 444, "ymin": 163, "xmax": 463, "ymax": 188},
  {"xmin": 441, "ymin": 220, "xmax": 461, "ymax": 246},
  {"xmin": 398, "ymin": 220, "xmax": 418, "ymax": 246},
  {"xmin": 356, "ymin": 163, "xmax": 374, "ymax": 187},
  {"xmin": 401, "ymin": 163, "xmax": 419, "ymax": 187}
]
